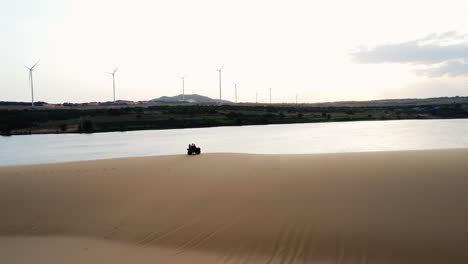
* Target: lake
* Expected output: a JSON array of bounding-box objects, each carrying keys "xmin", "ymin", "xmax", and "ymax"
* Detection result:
[{"xmin": 1, "ymin": 119, "xmax": 468, "ymax": 166}]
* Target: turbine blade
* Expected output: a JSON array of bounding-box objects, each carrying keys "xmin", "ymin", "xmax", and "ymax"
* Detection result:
[
  {"xmin": 31, "ymin": 60, "xmax": 40, "ymax": 70},
  {"xmin": 219, "ymin": 64, "xmax": 224, "ymax": 71},
  {"xmin": 113, "ymin": 66, "xmax": 119, "ymax": 74}
]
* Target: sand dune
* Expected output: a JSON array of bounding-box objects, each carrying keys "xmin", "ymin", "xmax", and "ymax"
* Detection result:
[{"xmin": 1, "ymin": 150, "xmax": 468, "ymax": 263}]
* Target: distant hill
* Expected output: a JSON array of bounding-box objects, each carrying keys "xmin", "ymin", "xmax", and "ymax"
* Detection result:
[{"xmin": 152, "ymin": 94, "xmax": 231, "ymax": 104}]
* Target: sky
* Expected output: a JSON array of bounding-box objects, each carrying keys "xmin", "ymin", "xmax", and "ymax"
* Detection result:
[{"xmin": 2, "ymin": 0, "xmax": 468, "ymax": 104}]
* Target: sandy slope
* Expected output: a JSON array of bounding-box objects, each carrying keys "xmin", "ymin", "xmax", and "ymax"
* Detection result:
[{"xmin": 1, "ymin": 150, "xmax": 468, "ymax": 263}]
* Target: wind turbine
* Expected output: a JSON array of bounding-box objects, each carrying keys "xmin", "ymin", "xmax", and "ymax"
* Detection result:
[
  {"xmin": 256, "ymin": 91, "xmax": 258, "ymax": 104},
  {"xmin": 296, "ymin": 93, "xmax": 298, "ymax": 105},
  {"xmin": 233, "ymin": 82, "xmax": 238, "ymax": 103},
  {"xmin": 217, "ymin": 65, "xmax": 224, "ymax": 104},
  {"xmin": 25, "ymin": 61, "xmax": 39, "ymax": 107},
  {"xmin": 108, "ymin": 67, "xmax": 119, "ymax": 102},
  {"xmin": 179, "ymin": 75, "xmax": 186, "ymax": 102}
]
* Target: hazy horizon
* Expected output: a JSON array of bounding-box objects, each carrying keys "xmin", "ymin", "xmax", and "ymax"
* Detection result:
[{"xmin": 2, "ymin": 0, "xmax": 468, "ymax": 104}]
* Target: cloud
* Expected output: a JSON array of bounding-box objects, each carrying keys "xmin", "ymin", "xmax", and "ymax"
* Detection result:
[
  {"xmin": 415, "ymin": 60, "xmax": 468, "ymax": 77},
  {"xmin": 351, "ymin": 32, "xmax": 468, "ymax": 77}
]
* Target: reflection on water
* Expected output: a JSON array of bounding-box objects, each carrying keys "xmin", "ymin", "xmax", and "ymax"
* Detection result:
[{"xmin": 1, "ymin": 119, "xmax": 468, "ymax": 166}]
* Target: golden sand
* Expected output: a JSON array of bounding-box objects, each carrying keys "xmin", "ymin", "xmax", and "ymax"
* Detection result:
[{"xmin": 1, "ymin": 150, "xmax": 468, "ymax": 263}]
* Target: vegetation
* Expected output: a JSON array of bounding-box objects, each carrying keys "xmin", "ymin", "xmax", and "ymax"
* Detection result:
[
  {"xmin": 0, "ymin": 101, "xmax": 47, "ymax": 106},
  {"xmin": 2, "ymin": 98, "xmax": 468, "ymax": 135}
]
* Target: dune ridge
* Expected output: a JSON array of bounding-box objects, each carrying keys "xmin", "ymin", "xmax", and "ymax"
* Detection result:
[{"xmin": 1, "ymin": 150, "xmax": 468, "ymax": 263}]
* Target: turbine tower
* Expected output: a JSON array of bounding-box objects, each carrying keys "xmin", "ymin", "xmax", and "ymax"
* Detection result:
[
  {"xmin": 269, "ymin": 88, "xmax": 272, "ymax": 104},
  {"xmin": 296, "ymin": 93, "xmax": 298, "ymax": 105},
  {"xmin": 25, "ymin": 61, "xmax": 39, "ymax": 107},
  {"xmin": 217, "ymin": 65, "xmax": 224, "ymax": 104},
  {"xmin": 256, "ymin": 91, "xmax": 258, "ymax": 104},
  {"xmin": 108, "ymin": 67, "xmax": 119, "ymax": 102},
  {"xmin": 234, "ymin": 82, "xmax": 238, "ymax": 103},
  {"xmin": 180, "ymin": 75, "xmax": 186, "ymax": 102}
]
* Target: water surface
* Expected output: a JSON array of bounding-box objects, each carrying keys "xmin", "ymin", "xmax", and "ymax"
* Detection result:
[{"xmin": 1, "ymin": 119, "xmax": 468, "ymax": 166}]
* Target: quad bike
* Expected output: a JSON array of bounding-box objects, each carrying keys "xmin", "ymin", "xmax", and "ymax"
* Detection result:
[{"xmin": 187, "ymin": 145, "xmax": 201, "ymax": 155}]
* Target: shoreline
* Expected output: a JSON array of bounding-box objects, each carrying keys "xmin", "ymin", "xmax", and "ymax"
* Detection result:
[
  {"xmin": 0, "ymin": 147, "xmax": 467, "ymax": 168},
  {"xmin": 3, "ymin": 117, "xmax": 468, "ymax": 136}
]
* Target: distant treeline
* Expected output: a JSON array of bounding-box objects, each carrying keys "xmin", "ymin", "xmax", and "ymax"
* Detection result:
[
  {"xmin": 0, "ymin": 101, "xmax": 47, "ymax": 106},
  {"xmin": 2, "ymin": 101, "xmax": 468, "ymax": 135}
]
